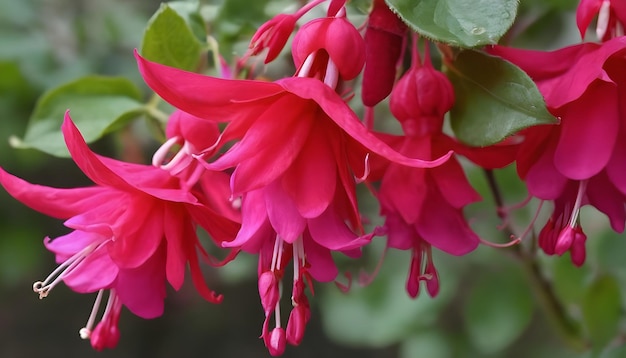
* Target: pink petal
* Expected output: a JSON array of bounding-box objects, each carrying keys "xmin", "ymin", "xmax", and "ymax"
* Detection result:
[
  {"xmin": 223, "ymin": 190, "xmax": 270, "ymax": 249},
  {"xmin": 135, "ymin": 50, "xmax": 284, "ymax": 120},
  {"xmin": 606, "ymin": 126, "xmax": 626, "ymax": 195},
  {"xmin": 277, "ymin": 77, "xmax": 452, "ymax": 169},
  {"xmin": 62, "ymin": 114, "xmax": 135, "ymax": 191},
  {"xmin": 384, "ymin": 213, "xmax": 416, "ymax": 251},
  {"xmin": 108, "ymin": 203, "xmax": 163, "ymax": 269},
  {"xmin": 431, "ymin": 156, "xmax": 481, "ymax": 209},
  {"xmin": 264, "ymin": 181, "xmax": 306, "ymax": 244},
  {"xmin": 587, "ymin": 173, "xmax": 626, "ymax": 233},
  {"xmin": 416, "ymin": 189, "xmax": 479, "ymax": 256},
  {"xmin": 303, "ymin": 233, "xmax": 338, "ymax": 282},
  {"xmin": 163, "ymin": 208, "xmax": 187, "ymax": 290},
  {"xmin": 0, "ymin": 166, "xmax": 105, "ymax": 219},
  {"xmin": 525, "ymin": 140, "xmax": 568, "ymax": 200},
  {"xmin": 115, "ymin": 248, "xmax": 167, "ymax": 319},
  {"xmin": 379, "ymin": 137, "xmax": 428, "ymax": 223},
  {"xmin": 63, "ymin": 246, "xmax": 118, "ymax": 293},
  {"xmin": 307, "ymin": 204, "xmax": 372, "ymax": 251},
  {"xmin": 44, "ymin": 231, "xmax": 106, "ymax": 262},
  {"xmin": 282, "ymin": 121, "xmax": 337, "ymax": 218},
  {"xmin": 554, "ymin": 80, "xmax": 618, "ymax": 180}
]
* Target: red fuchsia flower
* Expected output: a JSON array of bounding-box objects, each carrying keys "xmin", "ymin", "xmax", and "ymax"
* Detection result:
[
  {"xmin": 577, "ymin": 0, "xmax": 626, "ymax": 41},
  {"xmin": 371, "ymin": 40, "xmax": 517, "ymax": 298},
  {"xmin": 0, "ymin": 113, "xmax": 239, "ymax": 350},
  {"xmin": 489, "ymin": 37, "xmax": 626, "ymax": 265},
  {"xmin": 361, "ymin": 0, "xmax": 407, "ymax": 107},
  {"xmin": 136, "ymin": 11, "xmax": 451, "ymax": 350}
]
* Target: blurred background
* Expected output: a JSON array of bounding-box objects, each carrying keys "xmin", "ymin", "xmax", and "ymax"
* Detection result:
[{"xmin": 1, "ymin": 0, "xmax": 625, "ymax": 357}]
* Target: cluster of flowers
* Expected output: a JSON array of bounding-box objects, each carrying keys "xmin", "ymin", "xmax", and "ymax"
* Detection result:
[{"xmin": 1, "ymin": 0, "xmax": 625, "ymax": 355}]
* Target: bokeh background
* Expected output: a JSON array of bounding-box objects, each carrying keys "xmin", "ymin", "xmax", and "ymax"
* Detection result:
[{"xmin": 1, "ymin": 0, "xmax": 625, "ymax": 357}]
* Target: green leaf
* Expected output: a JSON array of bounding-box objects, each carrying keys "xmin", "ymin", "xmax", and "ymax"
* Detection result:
[
  {"xmin": 141, "ymin": 3, "xmax": 204, "ymax": 71},
  {"xmin": 447, "ymin": 50, "xmax": 557, "ymax": 146},
  {"xmin": 582, "ymin": 275, "xmax": 622, "ymax": 350},
  {"xmin": 12, "ymin": 76, "xmax": 144, "ymax": 157},
  {"xmin": 552, "ymin": 254, "xmax": 591, "ymax": 306},
  {"xmin": 385, "ymin": 0, "xmax": 518, "ymax": 47},
  {"xmin": 463, "ymin": 266, "xmax": 534, "ymax": 354},
  {"xmin": 320, "ymin": 250, "xmax": 457, "ymax": 347}
]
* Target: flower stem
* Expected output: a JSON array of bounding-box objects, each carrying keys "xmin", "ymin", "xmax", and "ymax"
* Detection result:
[{"xmin": 483, "ymin": 169, "xmax": 587, "ymax": 352}]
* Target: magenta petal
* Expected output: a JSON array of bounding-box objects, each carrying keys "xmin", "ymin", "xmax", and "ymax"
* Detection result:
[
  {"xmin": 303, "ymin": 234, "xmax": 338, "ymax": 282},
  {"xmin": 277, "ymin": 77, "xmax": 452, "ymax": 168},
  {"xmin": 108, "ymin": 203, "xmax": 163, "ymax": 269},
  {"xmin": 63, "ymin": 247, "xmax": 118, "ymax": 293},
  {"xmin": 587, "ymin": 173, "xmax": 626, "ymax": 233},
  {"xmin": 384, "ymin": 213, "xmax": 415, "ymax": 251},
  {"xmin": 163, "ymin": 208, "xmax": 187, "ymax": 290},
  {"xmin": 606, "ymin": 128, "xmax": 626, "ymax": 195},
  {"xmin": 554, "ymin": 81, "xmax": 619, "ymax": 180},
  {"xmin": 0, "ymin": 166, "xmax": 105, "ymax": 219},
  {"xmin": 44, "ymin": 231, "xmax": 106, "ymax": 262},
  {"xmin": 115, "ymin": 249, "xmax": 167, "ymax": 319},
  {"xmin": 416, "ymin": 190, "xmax": 479, "ymax": 256},
  {"xmin": 432, "ymin": 157, "xmax": 481, "ymax": 209},
  {"xmin": 282, "ymin": 122, "xmax": 337, "ymax": 218},
  {"xmin": 62, "ymin": 114, "xmax": 135, "ymax": 191},
  {"xmin": 223, "ymin": 190, "xmax": 270, "ymax": 249},
  {"xmin": 307, "ymin": 205, "xmax": 372, "ymax": 251},
  {"xmin": 525, "ymin": 143, "xmax": 568, "ymax": 200},
  {"xmin": 135, "ymin": 50, "xmax": 284, "ymax": 120},
  {"xmin": 264, "ymin": 181, "xmax": 306, "ymax": 244}
]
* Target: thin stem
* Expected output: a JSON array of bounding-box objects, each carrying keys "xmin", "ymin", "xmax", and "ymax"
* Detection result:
[{"xmin": 483, "ymin": 169, "xmax": 587, "ymax": 352}]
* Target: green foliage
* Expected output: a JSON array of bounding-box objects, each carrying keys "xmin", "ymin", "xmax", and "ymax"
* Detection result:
[
  {"xmin": 462, "ymin": 265, "xmax": 535, "ymax": 354},
  {"xmin": 385, "ymin": 0, "xmax": 518, "ymax": 47},
  {"xmin": 320, "ymin": 250, "xmax": 457, "ymax": 347},
  {"xmin": 141, "ymin": 3, "xmax": 206, "ymax": 71},
  {"xmin": 12, "ymin": 76, "xmax": 144, "ymax": 157},
  {"xmin": 582, "ymin": 275, "xmax": 622, "ymax": 350},
  {"xmin": 446, "ymin": 50, "xmax": 557, "ymax": 146}
]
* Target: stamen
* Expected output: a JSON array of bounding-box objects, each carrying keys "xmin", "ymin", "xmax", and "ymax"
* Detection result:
[
  {"xmin": 32, "ymin": 239, "xmax": 108, "ymax": 299},
  {"xmin": 323, "ymin": 58, "xmax": 339, "ymax": 89},
  {"xmin": 297, "ymin": 52, "xmax": 316, "ymax": 78},
  {"xmin": 479, "ymin": 235, "xmax": 521, "ymax": 248},
  {"xmin": 596, "ymin": 0, "xmax": 612, "ymax": 40},
  {"xmin": 358, "ymin": 245, "xmax": 388, "ymax": 286},
  {"xmin": 355, "ymin": 154, "xmax": 371, "ymax": 183},
  {"xmin": 568, "ymin": 180, "xmax": 588, "ymax": 228},
  {"xmin": 152, "ymin": 136, "xmax": 180, "ymax": 167},
  {"xmin": 509, "ymin": 199, "xmax": 546, "ymax": 242},
  {"xmin": 79, "ymin": 289, "xmax": 105, "ymax": 339}
]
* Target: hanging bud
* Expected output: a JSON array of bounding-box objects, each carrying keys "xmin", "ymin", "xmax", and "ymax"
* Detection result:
[
  {"xmin": 362, "ymin": 0, "xmax": 407, "ymax": 106},
  {"xmin": 291, "ymin": 17, "xmax": 365, "ymax": 81}
]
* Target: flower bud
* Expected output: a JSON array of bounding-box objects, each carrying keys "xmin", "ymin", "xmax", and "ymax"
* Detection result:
[
  {"xmin": 361, "ymin": 0, "xmax": 407, "ymax": 106},
  {"xmin": 292, "ymin": 17, "xmax": 365, "ymax": 80}
]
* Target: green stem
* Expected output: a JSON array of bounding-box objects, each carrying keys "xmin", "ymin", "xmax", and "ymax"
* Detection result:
[
  {"xmin": 483, "ymin": 169, "xmax": 587, "ymax": 352},
  {"xmin": 144, "ymin": 93, "xmax": 169, "ymax": 124}
]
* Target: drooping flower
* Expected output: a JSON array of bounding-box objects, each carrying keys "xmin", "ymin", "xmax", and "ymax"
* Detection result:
[
  {"xmin": 0, "ymin": 113, "xmax": 239, "ymax": 349},
  {"xmin": 136, "ymin": 11, "xmax": 451, "ymax": 349},
  {"xmin": 372, "ymin": 40, "xmax": 516, "ymax": 297},
  {"xmin": 490, "ymin": 36, "xmax": 626, "ymax": 264}
]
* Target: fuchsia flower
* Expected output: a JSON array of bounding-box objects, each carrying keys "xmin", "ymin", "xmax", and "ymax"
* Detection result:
[
  {"xmin": 0, "ymin": 113, "xmax": 239, "ymax": 350},
  {"xmin": 136, "ymin": 4, "xmax": 452, "ymax": 350},
  {"xmin": 373, "ymin": 40, "xmax": 516, "ymax": 297},
  {"xmin": 577, "ymin": 0, "xmax": 626, "ymax": 41},
  {"xmin": 490, "ymin": 36, "xmax": 626, "ymax": 265}
]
